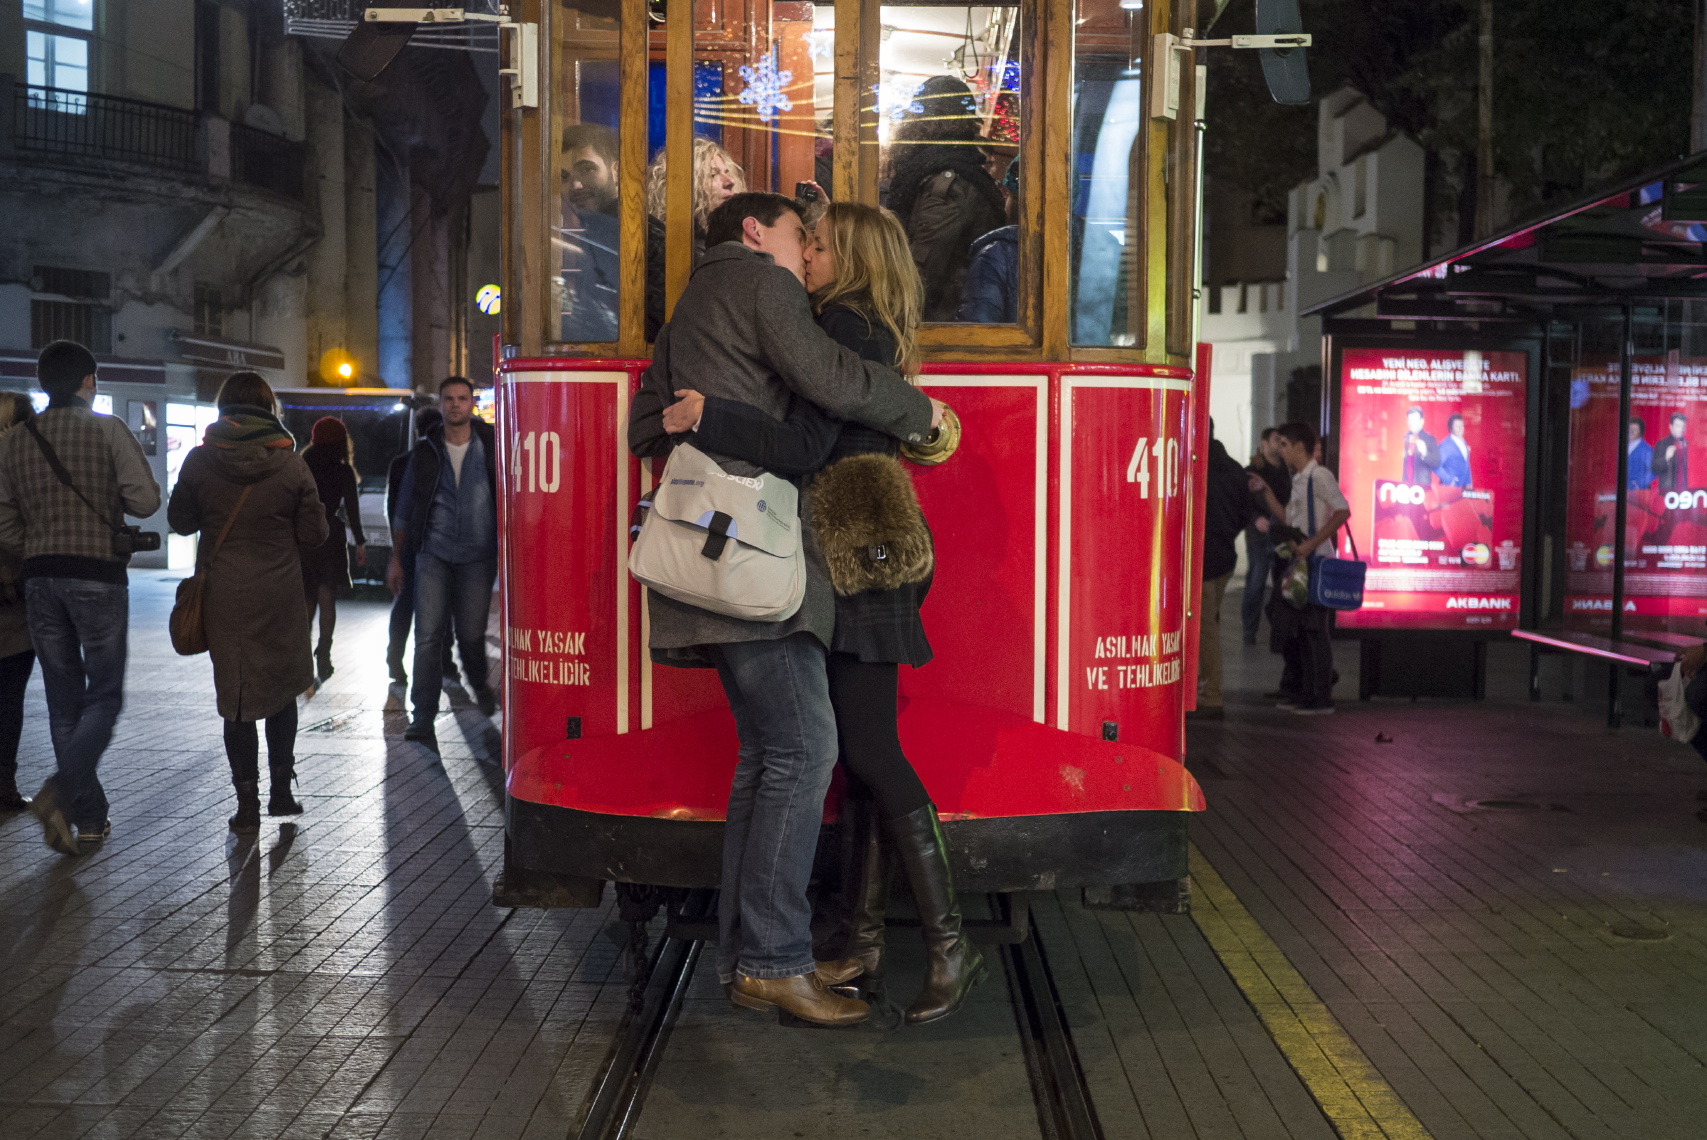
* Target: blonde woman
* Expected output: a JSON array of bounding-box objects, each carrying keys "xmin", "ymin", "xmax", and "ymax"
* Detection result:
[
  {"xmin": 662, "ymin": 201, "xmax": 979, "ymax": 1026},
  {"xmin": 644, "ymin": 137, "xmax": 745, "ymax": 339},
  {"xmin": 0, "ymin": 392, "xmax": 36, "ymax": 812}
]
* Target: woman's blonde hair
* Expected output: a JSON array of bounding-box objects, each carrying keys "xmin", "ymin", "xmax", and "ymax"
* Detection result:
[
  {"xmin": 0, "ymin": 391, "xmax": 35, "ymax": 434},
  {"xmin": 812, "ymin": 202, "xmax": 923, "ymax": 378},
  {"xmin": 644, "ymin": 138, "xmax": 747, "ymax": 231}
]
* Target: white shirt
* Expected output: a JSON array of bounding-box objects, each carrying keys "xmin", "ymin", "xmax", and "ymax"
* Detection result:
[
  {"xmin": 445, "ymin": 439, "xmax": 470, "ymax": 485},
  {"xmin": 1286, "ymin": 460, "xmax": 1348, "ymax": 536}
]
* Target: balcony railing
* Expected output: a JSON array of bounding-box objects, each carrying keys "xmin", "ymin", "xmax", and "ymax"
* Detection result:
[
  {"xmin": 10, "ymin": 84, "xmax": 199, "ymax": 172},
  {"xmin": 232, "ymin": 122, "xmax": 306, "ymax": 199},
  {"xmin": 3, "ymin": 79, "xmax": 308, "ymax": 200}
]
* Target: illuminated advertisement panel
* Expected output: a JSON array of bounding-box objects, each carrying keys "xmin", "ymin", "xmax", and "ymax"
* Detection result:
[
  {"xmin": 1563, "ymin": 355, "xmax": 1707, "ymax": 629},
  {"xmin": 1337, "ymin": 348, "xmax": 1528, "ymax": 630}
]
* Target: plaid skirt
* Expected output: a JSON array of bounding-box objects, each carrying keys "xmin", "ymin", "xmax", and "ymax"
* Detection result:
[{"xmin": 830, "ymin": 572, "xmax": 933, "ymax": 667}]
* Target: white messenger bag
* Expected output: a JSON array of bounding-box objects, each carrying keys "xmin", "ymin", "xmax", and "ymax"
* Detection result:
[{"xmin": 628, "ymin": 441, "xmax": 806, "ymax": 622}]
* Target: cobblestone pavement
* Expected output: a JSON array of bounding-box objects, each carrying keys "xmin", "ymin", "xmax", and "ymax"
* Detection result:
[{"xmin": 1, "ymin": 573, "xmax": 630, "ymax": 1140}]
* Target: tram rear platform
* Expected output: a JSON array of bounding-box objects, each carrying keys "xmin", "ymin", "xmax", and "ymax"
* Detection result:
[{"xmin": 2, "ymin": 574, "xmax": 1705, "ymax": 1139}]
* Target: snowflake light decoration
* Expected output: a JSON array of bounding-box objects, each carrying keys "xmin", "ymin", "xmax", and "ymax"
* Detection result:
[
  {"xmin": 872, "ymin": 81, "xmax": 925, "ymax": 123},
  {"xmin": 738, "ymin": 51, "xmax": 793, "ymax": 124}
]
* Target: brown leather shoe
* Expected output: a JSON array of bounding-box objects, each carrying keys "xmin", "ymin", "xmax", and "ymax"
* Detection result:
[{"xmin": 730, "ymin": 972, "xmax": 869, "ymax": 1026}]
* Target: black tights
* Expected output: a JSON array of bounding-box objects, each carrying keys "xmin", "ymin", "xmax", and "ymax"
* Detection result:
[
  {"xmin": 224, "ymin": 704, "xmax": 300, "ymax": 785},
  {"xmin": 0, "ymin": 649, "xmax": 33, "ymax": 784},
  {"xmin": 825, "ymin": 653, "xmax": 930, "ymax": 821}
]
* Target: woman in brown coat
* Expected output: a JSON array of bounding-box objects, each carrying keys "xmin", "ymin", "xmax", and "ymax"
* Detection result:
[{"xmin": 168, "ymin": 373, "xmax": 328, "ymax": 833}]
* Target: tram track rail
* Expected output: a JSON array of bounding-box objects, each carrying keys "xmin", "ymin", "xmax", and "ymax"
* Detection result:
[{"xmin": 570, "ymin": 892, "xmax": 1103, "ymax": 1140}]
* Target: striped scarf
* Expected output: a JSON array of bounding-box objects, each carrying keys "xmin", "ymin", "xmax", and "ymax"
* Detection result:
[{"xmin": 204, "ymin": 404, "xmax": 295, "ymax": 450}]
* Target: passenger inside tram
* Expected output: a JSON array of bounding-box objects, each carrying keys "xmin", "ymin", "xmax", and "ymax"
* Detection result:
[
  {"xmin": 884, "ymin": 75, "xmax": 1008, "ymax": 323},
  {"xmin": 643, "ymin": 137, "xmax": 747, "ymax": 341},
  {"xmin": 557, "ymin": 124, "xmax": 620, "ymax": 342},
  {"xmin": 957, "ymin": 157, "xmax": 1020, "ymax": 323}
]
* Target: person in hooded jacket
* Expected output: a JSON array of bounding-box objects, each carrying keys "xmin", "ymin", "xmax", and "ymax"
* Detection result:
[
  {"xmin": 956, "ymin": 158, "xmax": 1020, "ymax": 323},
  {"xmin": 886, "ymin": 76, "xmax": 1008, "ymax": 322},
  {"xmin": 168, "ymin": 373, "xmax": 328, "ymax": 833}
]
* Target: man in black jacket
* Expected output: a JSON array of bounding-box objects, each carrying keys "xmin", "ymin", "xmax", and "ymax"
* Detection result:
[
  {"xmin": 384, "ymin": 408, "xmax": 447, "ymax": 687},
  {"xmin": 1193, "ymin": 423, "xmax": 1257, "ymax": 719},
  {"xmin": 387, "ymin": 379, "xmax": 497, "ymax": 747}
]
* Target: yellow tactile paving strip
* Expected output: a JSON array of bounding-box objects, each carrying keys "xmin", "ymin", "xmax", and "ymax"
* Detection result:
[{"xmin": 1190, "ymin": 842, "xmax": 1434, "ymax": 1140}]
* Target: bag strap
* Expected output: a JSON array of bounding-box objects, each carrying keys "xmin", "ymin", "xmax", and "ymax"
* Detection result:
[
  {"xmin": 24, "ymin": 419, "xmax": 123, "ymax": 537},
  {"xmin": 198, "ymin": 485, "xmax": 253, "ymax": 573}
]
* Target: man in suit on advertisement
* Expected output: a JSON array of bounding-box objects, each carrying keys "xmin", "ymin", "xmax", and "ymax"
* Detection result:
[
  {"xmin": 1437, "ymin": 413, "xmax": 1472, "ymax": 487},
  {"xmin": 1402, "ymin": 406, "xmax": 1441, "ymax": 485},
  {"xmin": 1651, "ymin": 413, "xmax": 1689, "ymax": 491},
  {"xmin": 1628, "ymin": 416, "xmax": 1655, "ymax": 489}
]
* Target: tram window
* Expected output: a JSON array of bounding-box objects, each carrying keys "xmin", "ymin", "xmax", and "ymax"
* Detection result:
[
  {"xmin": 1069, "ymin": 0, "xmax": 1145, "ymax": 347},
  {"xmin": 878, "ymin": 5, "xmax": 1023, "ymax": 324},
  {"xmin": 551, "ymin": 3, "xmax": 622, "ymax": 345}
]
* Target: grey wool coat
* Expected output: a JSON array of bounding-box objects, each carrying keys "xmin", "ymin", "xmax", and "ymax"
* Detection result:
[
  {"xmin": 168, "ymin": 443, "xmax": 329, "ymax": 721},
  {"xmin": 628, "ymin": 241, "xmax": 935, "ymax": 662}
]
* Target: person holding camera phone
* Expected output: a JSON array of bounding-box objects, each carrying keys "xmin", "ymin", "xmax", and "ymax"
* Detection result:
[{"xmin": 0, "ymin": 340, "xmax": 161, "ymax": 855}]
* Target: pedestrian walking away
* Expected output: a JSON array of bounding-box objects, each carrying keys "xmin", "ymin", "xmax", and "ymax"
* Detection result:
[
  {"xmin": 0, "ymin": 340, "xmax": 161, "ymax": 854},
  {"xmin": 628, "ymin": 191, "xmax": 939, "ymax": 1028},
  {"xmin": 661, "ymin": 200, "xmax": 982, "ymax": 1025},
  {"xmin": 388, "ymin": 377, "xmax": 499, "ymax": 749},
  {"xmin": 384, "ymin": 407, "xmax": 445, "ymax": 688},
  {"xmin": 300, "ymin": 416, "xmax": 367, "ymax": 682},
  {"xmin": 168, "ymin": 372, "xmax": 328, "ymax": 833},
  {"xmin": 0, "ymin": 393, "xmax": 39, "ymax": 813}
]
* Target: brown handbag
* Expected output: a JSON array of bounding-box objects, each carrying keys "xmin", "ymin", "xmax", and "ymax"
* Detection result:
[
  {"xmin": 170, "ymin": 485, "xmax": 252, "ymax": 656},
  {"xmin": 809, "ymin": 453, "xmax": 934, "ymax": 596}
]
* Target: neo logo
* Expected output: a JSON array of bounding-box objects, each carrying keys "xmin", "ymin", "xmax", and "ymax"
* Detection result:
[
  {"xmin": 1378, "ymin": 482, "xmax": 1428, "ymax": 505},
  {"xmin": 1663, "ymin": 490, "xmax": 1707, "ymax": 510}
]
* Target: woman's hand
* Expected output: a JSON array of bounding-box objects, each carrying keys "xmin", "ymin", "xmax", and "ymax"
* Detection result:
[
  {"xmin": 354, "ymin": 543, "xmax": 367, "ymax": 568},
  {"xmin": 799, "ymin": 179, "xmax": 829, "ymax": 203},
  {"xmin": 662, "ymin": 390, "xmax": 705, "ymax": 435},
  {"xmin": 929, "ymin": 398, "xmax": 946, "ymax": 431}
]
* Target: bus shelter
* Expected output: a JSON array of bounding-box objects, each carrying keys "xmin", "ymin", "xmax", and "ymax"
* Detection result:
[{"xmin": 1305, "ymin": 152, "xmax": 1707, "ymax": 721}]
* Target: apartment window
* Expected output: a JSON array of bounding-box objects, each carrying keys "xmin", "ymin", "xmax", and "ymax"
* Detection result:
[
  {"xmin": 30, "ymin": 265, "xmax": 111, "ymax": 353},
  {"xmin": 23, "ymin": 0, "xmax": 94, "ymax": 104},
  {"xmin": 193, "ymin": 283, "xmax": 223, "ymax": 338}
]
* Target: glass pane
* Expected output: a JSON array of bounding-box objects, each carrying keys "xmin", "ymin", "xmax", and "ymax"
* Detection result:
[
  {"xmin": 1563, "ymin": 308, "xmax": 1707, "ymax": 635},
  {"xmin": 1069, "ymin": 0, "xmax": 1143, "ymax": 346},
  {"xmin": 551, "ymin": 2, "xmax": 622, "ymax": 344},
  {"xmin": 877, "ymin": 4, "xmax": 1022, "ymax": 323}
]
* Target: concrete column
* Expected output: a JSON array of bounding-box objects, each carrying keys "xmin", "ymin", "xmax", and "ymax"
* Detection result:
[
  {"xmin": 304, "ymin": 76, "xmax": 348, "ymax": 384},
  {"xmin": 376, "ymin": 151, "xmax": 413, "ymax": 389},
  {"xmin": 346, "ymin": 125, "xmax": 381, "ymax": 385},
  {"xmin": 410, "ymin": 189, "xmax": 451, "ymax": 391}
]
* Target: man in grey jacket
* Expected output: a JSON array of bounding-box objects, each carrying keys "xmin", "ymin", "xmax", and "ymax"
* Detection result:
[
  {"xmin": 0, "ymin": 340, "xmax": 161, "ymax": 854},
  {"xmin": 629, "ymin": 192, "xmax": 938, "ymax": 1026}
]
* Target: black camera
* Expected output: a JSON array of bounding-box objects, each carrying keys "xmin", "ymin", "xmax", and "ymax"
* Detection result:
[{"xmin": 113, "ymin": 526, "xmax": 161, "ymax": 557}]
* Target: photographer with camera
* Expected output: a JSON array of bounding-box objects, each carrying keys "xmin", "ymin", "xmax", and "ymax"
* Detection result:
[{"xmin": 0, "ymin": 341, "xmax": 161, "ymax": 854}]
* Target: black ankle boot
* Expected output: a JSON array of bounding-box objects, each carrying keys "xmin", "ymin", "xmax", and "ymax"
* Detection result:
[
  {"xmin": 0, "ymin": 773, "xmax": 26, "ymax": 811},
  {"xmin": 315, "ymin": 646, "xmax": 334, "ymax": 681},
  {"xmin": 229, "ymin": 781, "xmax": 261, "ymax": 834},
  {"xmin": 267, "ymin": 762, "xmax": 303, "ymax": 816},
  {"xmin": 890, "ymin": 803, "xmax": 985, "ymax": 1025}
]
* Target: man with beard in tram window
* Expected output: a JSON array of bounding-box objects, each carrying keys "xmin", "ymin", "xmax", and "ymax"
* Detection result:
[
  {"xmin": 558, "ymin": 124, "xmax": 620, "ymax": 342},
  {"xmin": 627, "ymin": 192, "xmax": 942, "ymax": 1028},
  {"xmin": 1651, "ymin": 413, "xmax": 1689, "ymax": 491}
]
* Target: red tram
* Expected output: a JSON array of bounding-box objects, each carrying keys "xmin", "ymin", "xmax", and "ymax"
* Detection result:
[{"xmin": 489, "ymin": 0, "xmax": 1211, "ymax": 906}]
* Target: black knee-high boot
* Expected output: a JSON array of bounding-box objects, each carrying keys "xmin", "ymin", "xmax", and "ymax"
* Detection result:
[{"xmin": 890, "ymin": 803, "xmax": 985, "ymax": 1024}]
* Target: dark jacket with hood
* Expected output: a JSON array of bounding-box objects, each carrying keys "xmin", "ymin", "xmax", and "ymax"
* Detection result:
[
  {"xmin": 888, "ymin": 145, "xmax": 1007, "ymax": 321},
  {"xmin": 168, "ymin": 406, "xmax": 328, "ymax": 721},
  {"xmin": 1204, "ymin": 438, "xmax": 1256, "ymax": 582},
  {"xmin": 394, "ymin": 416, "xmax": 498, "ymax": 560}
]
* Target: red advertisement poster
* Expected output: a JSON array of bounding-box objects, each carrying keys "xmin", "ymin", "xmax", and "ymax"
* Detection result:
[
  {"xmin": 1336, "ymin": 348, "xmax": 1528, "ymax": 630},
  {"xmin": 1564, "ymin": 355, "xmax": 1707, "ymax": 629}
]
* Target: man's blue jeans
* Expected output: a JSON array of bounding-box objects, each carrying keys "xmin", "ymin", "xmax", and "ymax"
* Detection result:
[
  {"xmin": 1241, "ymin": 530, "xmax": 1275, "ymax": 642},
  {"xmin": 410, "ymin": 551, "xmax": 496, "ymax": 723},
  {"xmin": 711, "ymin": 633, "xmax": 839, "ymax": 984},
  {"xmin": 26, "ymin": 578, "xmax": 128, "ymax": 829}
]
